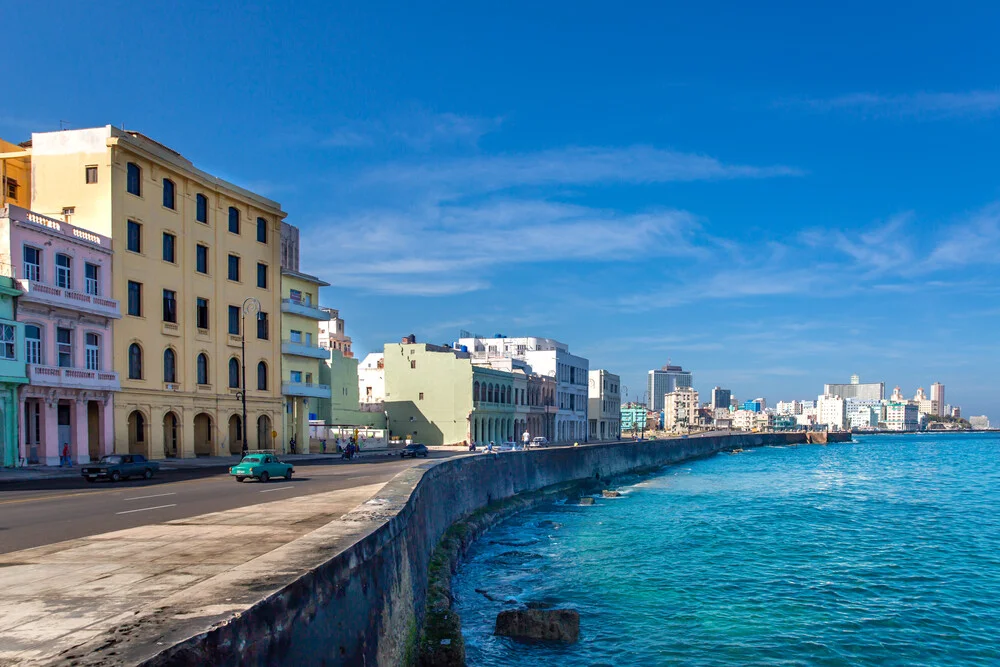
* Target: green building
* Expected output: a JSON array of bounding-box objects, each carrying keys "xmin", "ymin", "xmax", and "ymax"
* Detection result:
[
  {"xmin": 620, "ymin": 403, "xmax": 648, "ymax": 433},
  {"xmin": 384, "ymin": 339, "xmax": 515, "ymax": 446},
  {"xmin": 0, "ymin": 276, "xmax": 28, "ymax": 467},
  {"xmin": 317, "ymin": 348, "xmax": 381, "ymax": 428}
]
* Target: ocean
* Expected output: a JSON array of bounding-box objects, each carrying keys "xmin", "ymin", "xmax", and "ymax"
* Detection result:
[{"xmin": 452, "ymin": 432, "xmax": 1000, "ymax": 666}]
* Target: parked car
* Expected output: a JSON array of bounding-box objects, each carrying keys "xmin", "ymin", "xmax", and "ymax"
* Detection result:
[
  {"xmin": 400, "ymin": 443, "xmax": 429, "ymax": 458},
  {"xmin": 530, "ymin": 437, "xmax": 549, "ymax": 447},
  {"xmin": 230, "ymin": 453, "xmax": 294, "ymax": 482},
  {"xmin": 82, "ymin": 454, "xmax": 159, "ymax": 483}
]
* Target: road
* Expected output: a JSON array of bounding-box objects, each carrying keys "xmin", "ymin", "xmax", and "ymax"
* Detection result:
[{"xmin": 0, "ymin": 451, "xmax": 462, "ymax": 554}]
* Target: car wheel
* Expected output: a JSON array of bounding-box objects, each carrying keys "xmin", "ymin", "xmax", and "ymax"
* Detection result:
[
  {"xmin": 235, "ymin": 476, "xmax": 245, "ymax": 482},
  {"xmin": 110, "ymin": 471, "xmax": 121, "ymax": 483},
  {"xmin": 259, "ymin": 471, "xmax": 270, "ymax": 483},
  {"xmin": 285, "ymin": 469, "xmax": 293, "ymax": 480},
  {"xmin": 143, "ymin": 468, "xmax": 153, "ymax": 480}
]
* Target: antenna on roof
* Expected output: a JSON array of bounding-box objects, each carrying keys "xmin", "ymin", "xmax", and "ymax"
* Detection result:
[{"xmin": 59, "ymin": 120, "xmax": 71, "ymax": 131}]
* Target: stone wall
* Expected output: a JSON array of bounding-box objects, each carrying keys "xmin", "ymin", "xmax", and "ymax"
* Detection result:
[{"xmin": 143, "ymin": 432, "xmax": 848, "ymax": 667}]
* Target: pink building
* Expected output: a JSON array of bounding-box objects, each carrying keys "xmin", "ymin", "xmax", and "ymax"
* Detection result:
[{"xmin": 0, "ymin": 205, "xmax": 120, "ymax": 465}]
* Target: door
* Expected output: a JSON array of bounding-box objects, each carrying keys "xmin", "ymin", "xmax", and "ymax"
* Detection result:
[{"xmin": 57, "ymin": 404, "xmax": 72, "ymax": 457}]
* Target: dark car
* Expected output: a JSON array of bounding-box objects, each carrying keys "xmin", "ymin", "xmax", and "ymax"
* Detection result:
[
  {"xmin": 82, "ymin": 454, "xmax": 159, "ymax": 483},
  {"xmin": 400, "ymin": 443, "xmax": 429, "ymax": 458}
]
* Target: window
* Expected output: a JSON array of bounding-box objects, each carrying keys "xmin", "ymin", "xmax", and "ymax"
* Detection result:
[
  {"xmin": 0, "ymin": 324, "xmax": 15, "ymax": 360},
  {"xmin": 257, "ymin": 262, "xmax": 268, "ymax": 289},
  {"xmin": 257, "ymin": 312, "xmax": 269, "ymax": 340},
  {"xmin": 228, "ymin": 305, "xmax": 240, "ymax": 335},
  {"xmin": 257, "ymin": 361, "xmax": 268, "ymax": 390},
  {"xmin": 196, "ymin": 298, "xmax": 209, "ymax": 330},
  {"xmin": 85, "ymin": 333, "xmax": 100, "ymax": 371},
  {"xmin": 5, "ymin": 177, "xmax": 18, "ymax": 201},
  {"xmin": 197, "ymin": 353, "xmax": 209, "ymax": 385},
  {"xmin": 196, "ymin": 193, "xmax": 208, "ymax": 223},
  {"xmin": 256, "ymin": 217, "xmax": 267, "ymax": 243},
  {"xmin": 57, "ymin": 328, "xmax": 72, "ymax": 367},
  {"xmin": 419, "ymin": 392, "xmax": 424, "ymax": 401},
  {"xmin": 289, "ymin": 288, "xmax": 302, "ymax": 303},
  {"xmin": 85, "ymin": 165, "xmax": 98, "ymax": 184},
  {"xmin": 127, "ymin": 220, "xmax": 142, "ymax": 253},
  {"xmin": 127, "ymin": 281, "xmax": 142, "ymax": 316},
  {"xmin": 128, "ymin": 343, "xmax": 143, "ymax": 379},
  {"xmin": 228, "ymin": 207, "xmax": 240, "ymax": 234},
  {"xmin": 228, "ymin": 358, "xmax": 240, "ymax": 388},
  {"xmin": 410, "ymin": 360, "xmax": 416, "ymax": 369},
  {"xmin": 162, "ymin": 178, "xmax": 176, "ymax": 209},
  {"xmin": 162, "ymin": 232, "xmax": 176, "ymax": 263},
  {"xmin": 305, "ymin": 332, "xmax": 312, "ymax": 346},
  {"xmin": 127, "ymin": 162, "xmax": 142, "ymax": 196},
  {"xmin": 196, "ymin": 244, "xmax": 208, "ymax": 274},
  {"xmin": 85, "ymin": 263, "xmax": 99, "ymax": 295},
  {"xmin": 162, "ymin": 289, "xmax": 177, "ymax": 323},
  {"xmin": 290, "ymin": 370, "xmax": 302, "ymax": 383},
  {"xmin": 290, "ymin": 330, "xmax": 302, "ymax": 343},
  {"xmin": 163, "ymin": 348, "xmax": 177, "ymax": 383},
  {"xmin": 23, "ymin": 246, "xmax": 41, "ymax": 282},
  {"xmin": 305, "ymin": 372, "xmax": 313, "ymax": 384},
  {"xmin": 25, "ymin": 325, "xmax": 41, "ymax": 364},
  {"xmin": 227, "ymin": 254, "xmax": 240, "ymax": 281},
  {"xmin": 55, "ymin": 254, "xmax": 71, "ymax": 289}
]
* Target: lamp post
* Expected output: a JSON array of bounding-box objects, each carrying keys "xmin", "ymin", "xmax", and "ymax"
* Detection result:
[{"xmin": 236, "ymin": 296, "xmax": 260, "ymax": 458}]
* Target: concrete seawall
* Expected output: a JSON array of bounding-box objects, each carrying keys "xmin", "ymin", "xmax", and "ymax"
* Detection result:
[{"xmin": 142, "ymin": 432, "xmax": 848, "ymax": 666}]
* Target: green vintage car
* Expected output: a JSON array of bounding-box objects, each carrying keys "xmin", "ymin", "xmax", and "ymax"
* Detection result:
[{"xmin": 229, "ymin": 452, "xmax": 294, "ymax": 483}]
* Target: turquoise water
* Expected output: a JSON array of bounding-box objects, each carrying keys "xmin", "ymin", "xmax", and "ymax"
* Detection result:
[{"xmin": 453, "ymin": 433, "xmax": 1000, "ymax": 666}]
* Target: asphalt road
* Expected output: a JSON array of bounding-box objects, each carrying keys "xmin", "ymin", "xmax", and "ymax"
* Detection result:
[{"xmin": 0, "ymin": 451, "xmax": 462, "ymax": 554}]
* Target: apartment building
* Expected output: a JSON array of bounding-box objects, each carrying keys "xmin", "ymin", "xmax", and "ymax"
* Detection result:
[{"xmin": 588, "ymin": 369, "xmax": 621, "ymax": 441}]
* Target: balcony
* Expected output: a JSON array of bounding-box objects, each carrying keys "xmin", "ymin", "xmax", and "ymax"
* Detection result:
[
  {"xmin": 17, "ymin": 279, "xmax": 121, "ymax": 319},
  {"xmin": 281, "ymin": 339, "xmax": 330, "ymax": 359},
  {"xmin": 28, "ymin": 364, "xmax": 120, "ymax": 391},
  {"xmin": 282, "ymin": 380, "xmax": 331, "ymax": 399},
  {"xmin": 280, "ymin": 298, "xmax": 327, "ymax": 320}
]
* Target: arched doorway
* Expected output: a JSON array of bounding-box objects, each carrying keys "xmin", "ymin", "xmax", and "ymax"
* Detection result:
[
  {"xmin": 193, "ymin": 413, "xmax": 213, "ymax": 456},
  {"xmin": 163, "ymin": 412, "xmax": 180, "ymax": 458},
  {"xmin": 127, "ymin": 410, "xmax": 147, "ymax": 456},
  {"xmin": 257, "ymin": 415, "xmax": 272, "ymax": 450},
  {"xmin": 228, "ymin": 414, "xmax": 243, "ymax": 454}
]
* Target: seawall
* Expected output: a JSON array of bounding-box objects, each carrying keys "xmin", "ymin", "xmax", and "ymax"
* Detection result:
[{"xmin": 141, "ymin": 432, "xmax": 849, "ymax": 666}]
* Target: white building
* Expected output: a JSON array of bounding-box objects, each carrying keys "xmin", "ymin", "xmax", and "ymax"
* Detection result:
[
  {"xmin": 776, "ymin": 400, "xmax": 803, "ymax": 416},
  {"xmin": 817, "ymin": 394, "xmax": 847, "ymax": 430},
  {"xmin": 969, "ymin": 415, "xmax": 990, "ymax": 430},
  {"xmin": 664, "ymin": 387, "xmax": 699, "ymax": 432},
  {"xmin": 885, "ymin": 401, "xmax": 919, "ymax": 431},
  {"xmin": 318, "ymin": 307, "xmax": 352, "ymax": 358},
  {"xmin": 357, "ymin": 352, "xmax": 385, "ymax": 411},
  {"xmin": 930, "ymin": 382, "xmax": 945, "ymax": 416},
  {"xmin": 458, "ymin": 335, "xmax": 589, "ymax": 442},
  {"xmin": 647, "ymin": 365, "xmax": 692, "ymax": 412},
  {"xmin": 846, "ymin": 398, "xmax": 882, "ymax": 430},
  {"xmin": 588, "ymin": 369, "xmax": 621, "ymax": 441},
  {"xmin": 732, "ymin": 409, "xmax": 757, "ymax": 431},
  {"xmin": 824, "ymin": 374, "xmax": 885, "ymax": 401}
]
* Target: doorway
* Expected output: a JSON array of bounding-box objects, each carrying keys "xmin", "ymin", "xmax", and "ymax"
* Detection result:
[{"xmin": 87, "ymin": 401, "xmax": 100, "ymax": 461}]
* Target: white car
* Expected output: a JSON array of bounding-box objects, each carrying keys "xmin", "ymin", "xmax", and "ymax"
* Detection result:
[{"xmin": 530, "ymin": 437, "xmax": 549, "ymax": 447}]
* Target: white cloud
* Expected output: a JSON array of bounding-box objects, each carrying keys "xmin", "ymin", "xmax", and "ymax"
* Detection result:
[
  {"xmin": 783, "ymin": 90, "xmax": 1000, "ymax": 119},
  {"xmin": 316, "ymin": 110, "xmax": 502, "ymax": 151}
]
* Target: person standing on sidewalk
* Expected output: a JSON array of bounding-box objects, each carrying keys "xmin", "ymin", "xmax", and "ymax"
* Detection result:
[{"xmin": 61, "ymin": 443, "xmax": 71, "ymax": 467}]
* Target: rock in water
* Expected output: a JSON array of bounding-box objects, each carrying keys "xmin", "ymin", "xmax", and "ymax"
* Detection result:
[
  {"xmin": 602, "ymin": 490, "xmax": 621, "ymax": 498},
  {"xmin": 578, "ymin": 497, "xmax": 595, "ymax": 506},
  {"xmin": 494, "ymin": 609, "xmax": 580, "ymax": 643}
]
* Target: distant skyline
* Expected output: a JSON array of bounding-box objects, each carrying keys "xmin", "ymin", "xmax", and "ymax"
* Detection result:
[{"xmin": 4, "ymin": 1, "xmax": 999, "ymax": 420}]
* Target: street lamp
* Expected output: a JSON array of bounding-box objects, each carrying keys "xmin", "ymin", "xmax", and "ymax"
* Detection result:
[{"xmin": 235, "ymin": 296, "xmax": 260, "ymax": 458}]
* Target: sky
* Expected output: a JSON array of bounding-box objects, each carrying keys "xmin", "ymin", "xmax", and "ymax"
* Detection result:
[{"xmin": 5, "ymin": 1, "xmax": 1000, "ymax": 421}]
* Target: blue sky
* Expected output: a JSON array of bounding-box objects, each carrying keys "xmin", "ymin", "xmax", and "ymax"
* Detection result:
[{"xmin": 5, "ymin": 1, "xmax": 1000, "ymax": 420}]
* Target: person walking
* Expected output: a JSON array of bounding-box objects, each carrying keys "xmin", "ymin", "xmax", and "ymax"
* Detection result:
[{"xmin": 61, "ymin": 443, "xmax": 71, "ymax": 467}]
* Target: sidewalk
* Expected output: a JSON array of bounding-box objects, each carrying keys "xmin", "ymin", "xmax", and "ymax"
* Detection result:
[{"xmin": 0, "ymin": 450, "xmax": 398, "ymax": 484}]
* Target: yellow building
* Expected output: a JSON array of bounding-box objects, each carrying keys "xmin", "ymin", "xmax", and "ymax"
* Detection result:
[
  {"xmin": 29, "ymin": 126, "xmax": 285, "ymax": 458},
  {"xmin": 280, "ymin": 268, "xmax": 331, "ymax": 450},
  {"xmin": 1, "ymin": 137, "xmax": 31, "ymax": 209}
]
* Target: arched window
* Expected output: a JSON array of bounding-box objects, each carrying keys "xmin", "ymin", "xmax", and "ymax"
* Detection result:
[
  {"xmin": 126, "ymin": 162, "xmax": 141, "ymax": 196},
  {"xmin": 228, "ymin": 207, "xmax": 240, "ymax": 234},
  {"xmin": 128, "ymin": 343, "xmax": 143, "ymax": 379},
  {"xmin": 162, "ymin": 178, "xmax": 175, "ymax": 209},
  {"xmin": 196, "ymin": 193, "xmax": 208, "ymax": 223},
  {"xmin": 473, "ymin": 381, "xmax": 480, "ymax": 402},
  {"xmin": 256, "ymin": 217, "xmax": 267, "ymax": 244},
  {"xmin": 228, "ymin": 357, "xmax": 240, "ymax": 388},
  {"xmin": 257, "ymin": 361, "xmax": 268, "ymax": 390},
  {"xmin": 488, "ymin": 384, "xmax": 494, "ymax": 403},
  {"xmin": 25, "ymin": 324, "xmax": 41, "ymax": 365},
  {"xmin": 197, "ymin": 353, "xmax": 209, "ymax": 385},
  {"xmin": 163, "ymin": 348, "xmax": 176, "ymax": 383}
]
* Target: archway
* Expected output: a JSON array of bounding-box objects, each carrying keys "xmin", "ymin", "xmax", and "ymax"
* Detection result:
[
  {"xmin": 228, "ymin": 414, "xmax": 243, "ymax": 455},
  {"xmin": 193, "ymin": 413, "xmax": 213, "ymax": 456},
  {"xmin": 257, "ymin": 415, "xmax": 272, "ymax": 450},
  {"xmin": 163, "ymin": 411, "xmax": 180, "ymax": 458},
  {"xmin": 127, "ymin": 410, "xmax": 147, "ymax": 455}
]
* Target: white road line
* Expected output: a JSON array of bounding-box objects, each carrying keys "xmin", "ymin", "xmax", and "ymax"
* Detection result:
[
  {"xmin": 260, "ymin": 486, "xmax": 294, "ymax": 493},
  {"xmin": 115, "ymin": 503, "xmax": 177, "ymax": 515},
  {"xmin": 124, "ymin": 492, "xmax": 177, "ymax": 501}
]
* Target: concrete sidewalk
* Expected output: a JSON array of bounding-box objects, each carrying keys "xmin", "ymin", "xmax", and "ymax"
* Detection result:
[{"xmin": 0, "ymin": 480, "xmax": 389, "ymax": 666}]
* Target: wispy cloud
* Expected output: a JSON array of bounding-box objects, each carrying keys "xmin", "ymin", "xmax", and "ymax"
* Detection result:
[
  {"xmin": 924, "ymin": 203, "xmax": 1000, "ymax": 269},
  {"xmin": 313, "ymin": 109, "xmax": 503, "ymax": 151},
  {"xmin": 781, "ymin": 90, "xmax": 1000, "ymax": 120}
]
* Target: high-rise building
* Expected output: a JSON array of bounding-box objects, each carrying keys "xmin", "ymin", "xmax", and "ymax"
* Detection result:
[
  {"xmin": 664, "ymin": 387, "xmax": 699, "ymax": 432},
  {"xmin": 930, "ymin": 382, "xmax": 945, "ymax": 416},
  {"xmin": 711, "ymin": 387, "xmax": 731, "ymax": 410},
  {"xmin": 817, "ymin": 394, "xmax": 847, "ymax": 430},
  {"xmin": 647, "ymin": 365, "xmax": 692, "ymax": 411},
  {"xmin": 29, "ymin": 126, "xmax": 285, "ymax": 458},
  {"xmin": 824, "ymin": 375, "xmax": 884, "ymax": 401}
]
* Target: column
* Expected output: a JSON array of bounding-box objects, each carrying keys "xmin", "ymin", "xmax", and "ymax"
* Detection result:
[
  {"xmin": 42, "ymin": 400, "xmax": 59, "ymax": 466},
  {"xmin": 101, "ymin": 398, "xmax": 115, "ymax": 458},
  {"xmin": 72, "ymin": 399, "xmax": 89, "ymax": 465},
  {"xmin": 16, "ymin": 393, "xmax": 25, "ymax": 467}
]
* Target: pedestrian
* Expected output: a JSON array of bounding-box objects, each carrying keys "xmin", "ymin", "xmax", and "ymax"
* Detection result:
[
  {"xmin": 61, "ymin": 443, "xmax": 70, "ymax": 467},
  {"xmin": 321, "ymin": 439, "xmax": 327, "ymax": 454}
]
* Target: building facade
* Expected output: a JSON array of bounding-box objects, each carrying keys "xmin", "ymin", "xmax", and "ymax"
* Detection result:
[
  {"xmin": 647, "ymin": 365, "xmax": 692, "ymax": 412},
  {"xmin": 1, "ymin": 138, "xmax": 31, "ymax": 209},
  {"xmin": 664, "ymin": 387, "xmax": 699, "ymax": 432},
  {"xmin": 620, "ymin": 403, "xmax": 647, "ymax": 433},
  {"xmin": 358, "ymin": 352, "xmax": 386, "ymax": 412},
  {"xmin": 1, "ymin": 205, "xmax": 120, "ymax": 465},
  {"xmin": 817, "ymin": 394, "xmax": 847, "ymax": 430},
  {"xmin": 588, "ymin": 369, "xmax": 621, "ymax": 441},
  {"xmin": 885, "ymin": 401, "xmax": 919, "ymax": 431},
  {"xmin": 318, "ymin": 306, "xmax": 352, "ymax": 358},
  {"xmin": 29, "ymin": 126, "xmax": 284, "ymax": 458},
  {"xmin": 0, "ymin": 271, "xmax": 27, "ymax": 466},
  {"xmin": 930, "ymin": 382, "xmax": 945, "ymax": 416},
  {"xmin": 711, "ymin": 386, "xmax": 731, "ymax": 410},
  {"xmin": 824, "ymin": 375, "xmax": 885, "ymax": 401}
]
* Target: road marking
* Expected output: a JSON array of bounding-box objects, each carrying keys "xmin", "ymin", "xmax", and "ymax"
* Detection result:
[
  {"xmin": 115, "ymin": 503, "xmax": 177, "ymax": 515},
  {"xmin": 260, "ymin": 486, "xmax": 294, "ymax": 493},
  {"xmin": 124, "ymin": 492, "xmax": 176, "ymax": 501}
]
